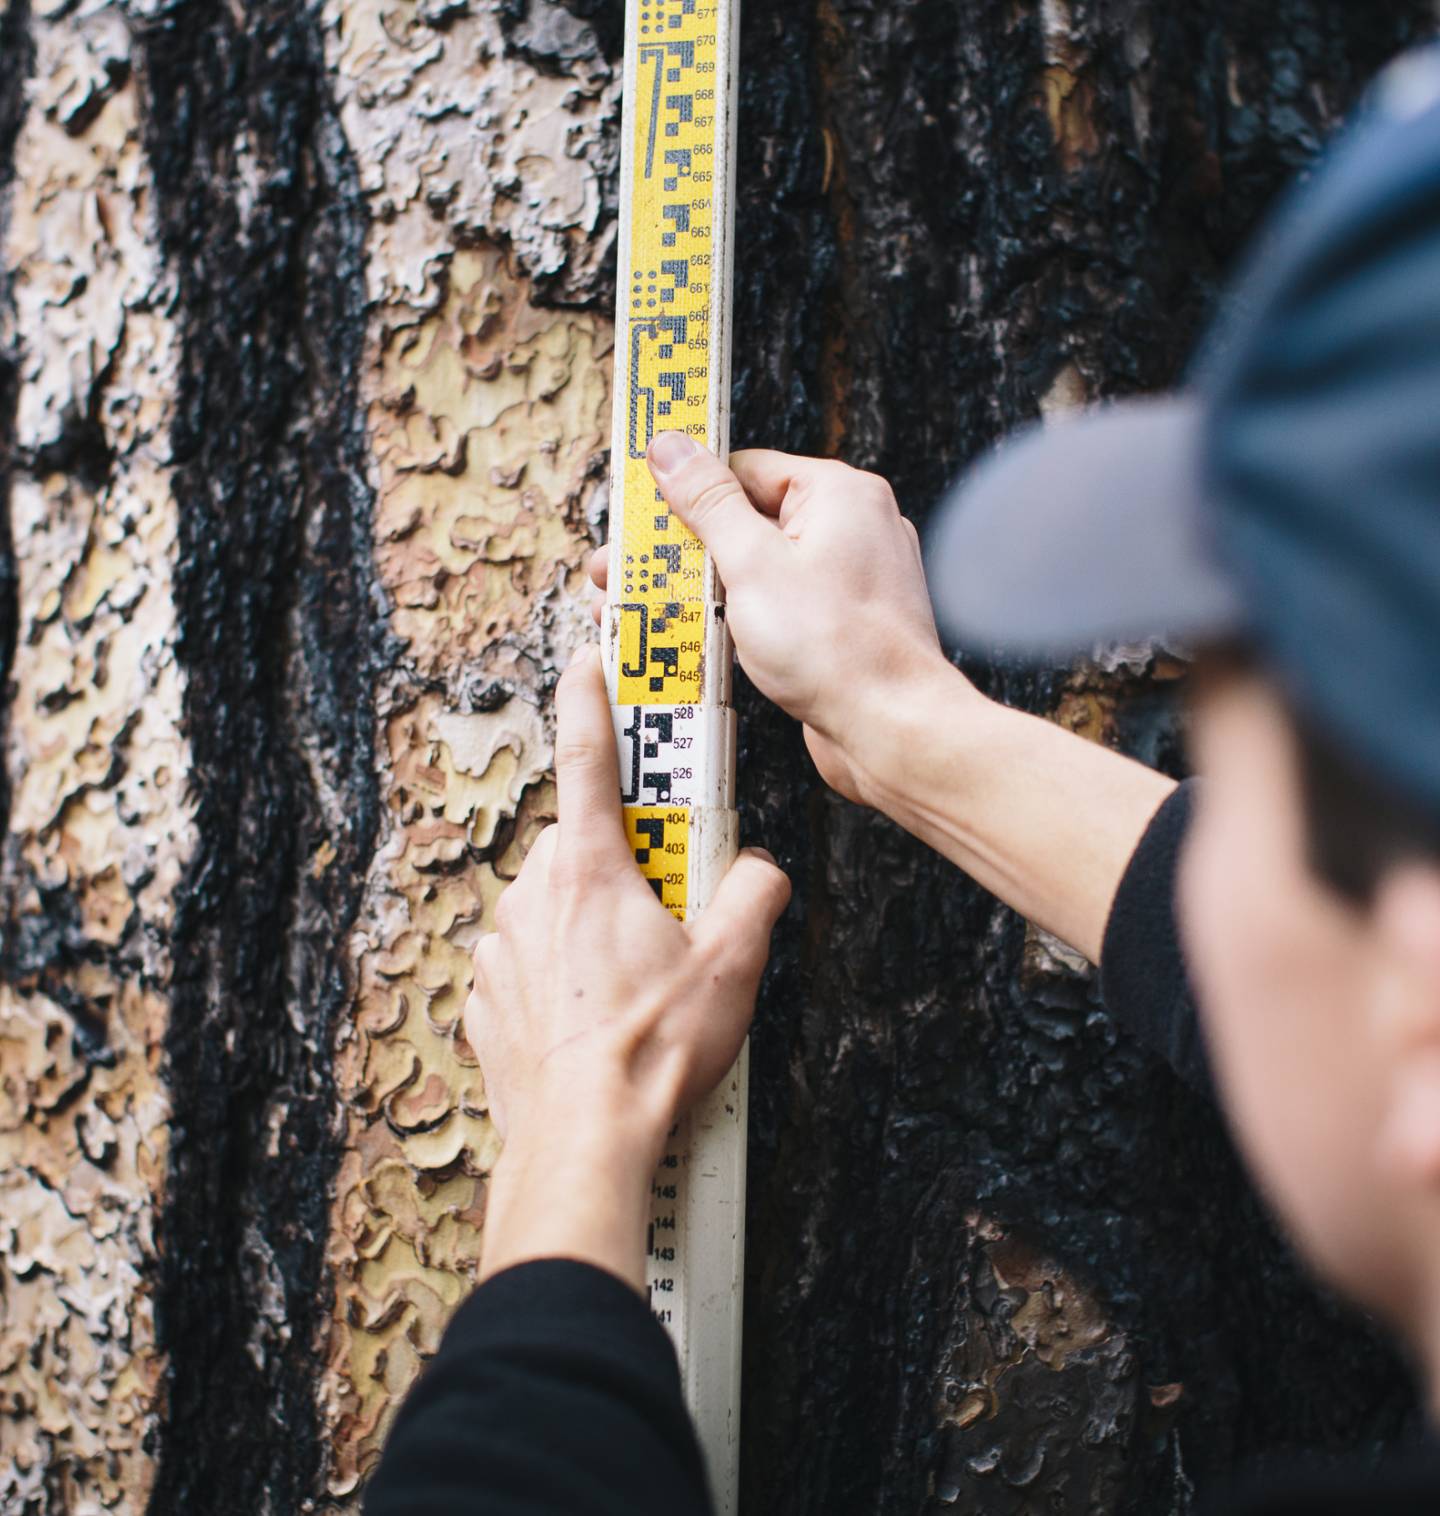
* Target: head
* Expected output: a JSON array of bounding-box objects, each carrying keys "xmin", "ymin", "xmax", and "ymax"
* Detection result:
[
  {"xmin": 1179, "ymin": 646, "xmax": 1440, "ymax": 1350},
  {"xmin": 926, "ymin": 51, "xmax": 1440, "ymax": 1389}
]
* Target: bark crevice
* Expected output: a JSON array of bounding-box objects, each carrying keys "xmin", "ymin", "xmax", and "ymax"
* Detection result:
[
  {"xmin": 0, "ymin": 0, "xmax": 34, "ymax": 846},
  {"xmin": 134, "ymin": 2, "xmax": 383, "ymax": 1507}
]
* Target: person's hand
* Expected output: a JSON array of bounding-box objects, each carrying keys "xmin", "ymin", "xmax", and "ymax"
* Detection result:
[
  {"xmin": 586, "ymin": 434, "xmax": 966, "ymax": 806},
  {"xmin": 583, "ymin": 438, "xmax": 1175, "ymax": 972},
  {"xmin": 465, "ymin": 644, "xmax": 790, "ymax": 1286}
]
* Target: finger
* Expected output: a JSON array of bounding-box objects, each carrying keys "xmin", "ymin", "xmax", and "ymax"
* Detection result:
[
  {"xmin": 460, "ymin": 985, "xmax": 486, "ymax": 1061},
  {"xmin": 587, "ymin": 545, "xmax": 608, "ymax": 591},
  {"xmin": 590, "ymin": 587, "xmax": 605, "ymax": 627},
  {"xmin": 646, "ymin": 432, "xmax": 781, "ymax": 586},
  {"xmin": 521, "ymin": 824, "xmax": 560, "ymax": 885},
  {"xmin": 727, "ymin": 448, "xmax": 818, "ymax": 516},
  {"xmin": 553, "ymin": 645, "xmax": 630, "ymax": 863},
  {"xmin": 471, "ymin": 931, "xmax": 502, "ymax": 987},
  {"xmin": 690, "ymin": 846, "xmax": 791, "ymax": 966},
  {"xmin": 730, "ymin": 450, "xmax": 869, "ymax": 530},
  {"xmin": 463, "ymin": 948, "xmax": 498, "ymax": 1057}
]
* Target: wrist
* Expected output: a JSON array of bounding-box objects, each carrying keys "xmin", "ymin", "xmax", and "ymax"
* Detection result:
[
  {"xmin": 502, "ymin": 1072, "xmax": 673, "ymax": 1176},
  {"xmin": 843, "ymin": 655, "xmax": 992, "ymax": 821},
  {"xmin": 479, "ymin": 1077, "xmax": 673, "ymax": 1292}
]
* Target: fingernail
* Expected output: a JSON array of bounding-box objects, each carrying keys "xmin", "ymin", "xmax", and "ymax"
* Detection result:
[
  {"xmin": 749, "ymin": 846, "xmax": 778, "ymax": 866},
  {"xmin": 567, "ymin": 641, "xmax": 598, "ymax": 668},
  {"xmin": 648, "ymin": 430, "xmax": 699, "ymax": 475}
]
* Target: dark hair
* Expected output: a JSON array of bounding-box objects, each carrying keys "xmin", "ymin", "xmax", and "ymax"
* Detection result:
[
  {"xmin": 1293, "ymin": 704, "xmax": 1440, "ymax": 907},
  {"xmin": 1200, "ymin": 639, "xmax": 1440, "ymax": 907}
]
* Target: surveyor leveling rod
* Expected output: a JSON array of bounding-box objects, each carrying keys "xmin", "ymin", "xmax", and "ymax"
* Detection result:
[{"xmin": 602, "ymin": 0, "xmax": 744, "ymax": 1508}]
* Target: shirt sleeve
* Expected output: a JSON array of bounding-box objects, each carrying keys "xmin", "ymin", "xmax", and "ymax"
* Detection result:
[
  {"xmin": 363, "ymin": 1258, "xmax": 714, "ymax": 1516},
  {"xmin": 1098, "ymin": 778, "xmax": 1213, "ymax": 1098}
]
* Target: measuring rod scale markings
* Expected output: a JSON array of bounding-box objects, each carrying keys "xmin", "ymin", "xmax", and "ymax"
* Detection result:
[{"xmin": 602, "ymin": 0, "xmax": 745, "ymax": 1510}]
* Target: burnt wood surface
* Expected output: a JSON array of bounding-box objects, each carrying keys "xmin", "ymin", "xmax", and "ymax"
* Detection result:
[
  {"xmin": 134, "ymin": 5, "xmax": 385, "ymax": 1509},
  {"xmin": 727, "ymin": 4, "xmax": 1433, "ymax": 1513}
]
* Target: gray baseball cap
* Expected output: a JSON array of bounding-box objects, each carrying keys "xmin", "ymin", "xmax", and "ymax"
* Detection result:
[{"xmin": 927, "ymin": 49, "xmax": 1440, "ymax": 816}]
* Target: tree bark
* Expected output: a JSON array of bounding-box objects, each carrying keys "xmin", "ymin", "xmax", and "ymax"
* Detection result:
[{"xmin": 0, "ymin": 3, "xmax": 1432, "ymax": 1513}]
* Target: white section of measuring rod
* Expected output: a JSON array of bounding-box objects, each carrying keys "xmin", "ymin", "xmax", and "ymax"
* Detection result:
[
  {"xmin": 685, "ymin": 803, "xmax": 741, "ymax": 919},
  {"xmin": 611, "ymin": 700, "xmax": 737, "ymax": 812},
  {"xmin": 644, "ymin": 805, "xmax": 746, "ymax": 1515}
]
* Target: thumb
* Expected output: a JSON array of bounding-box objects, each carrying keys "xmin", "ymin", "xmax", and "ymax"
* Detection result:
[
  {"xmin": 647, "ymin": 431, "xmax": 780, "ymax": 587},
  {"xmin": 690, "ymin": 846, "xmax": 791, "ymax": 972}
]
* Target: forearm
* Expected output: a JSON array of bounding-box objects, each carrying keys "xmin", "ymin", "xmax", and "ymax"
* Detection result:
[{"xmin": 856, "ymin": 663, "xmax": 1176, "ymax": 964}]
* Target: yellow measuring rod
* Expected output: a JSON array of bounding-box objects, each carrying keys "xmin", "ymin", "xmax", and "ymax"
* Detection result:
[{"xmin": 602, "ymin": 0, "xmax": 745, "ymax": 1509}]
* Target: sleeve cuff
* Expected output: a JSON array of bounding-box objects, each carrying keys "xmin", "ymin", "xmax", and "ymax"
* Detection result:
[
  {"xmin": 439, "ymin": 1258, "xmax": 683, "ymax": 1383},
  {"xmin": 365, "ymin": 1257, "xmax": 710, "ymax": 1516},
  {"xmin": 1099, "ymin": 779, "xmax": 1213, "ymax": 1096}
]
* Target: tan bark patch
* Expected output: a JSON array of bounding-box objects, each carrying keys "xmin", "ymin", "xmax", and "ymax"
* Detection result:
[
  {"xmin": 0, "ymin": 6, "xmax": 192, "ymax": 1507},
  {"xmin": 317, "ymin": 3, "xmax": 616, "ymax": 1496}
]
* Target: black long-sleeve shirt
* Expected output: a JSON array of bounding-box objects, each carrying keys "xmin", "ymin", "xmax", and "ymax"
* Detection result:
[
  {"xmin": 365, "ymin": 1257, "xmax": 708, "ymax": 1513},
  {"xmin": 365, "ymin": 781, "xmax": 1440, "ymax": 1515}
]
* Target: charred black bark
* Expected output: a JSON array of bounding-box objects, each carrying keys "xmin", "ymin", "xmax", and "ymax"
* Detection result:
[
  {"xmin": 0, "ymin": 0, "xmax": 32, "ymax": 846},
  {"xmin": 135, "ymin": 3, "xmax": 382, "ymax": 1509},
  {"xmin": 732, "ymin": 3, "xmax": 1434, "ymax": 1513}
]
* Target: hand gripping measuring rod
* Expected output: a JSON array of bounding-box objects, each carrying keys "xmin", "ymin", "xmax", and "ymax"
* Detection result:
[{"xmin": 602, "ymin": 0, "xmax": 744, "ymax": 1510}]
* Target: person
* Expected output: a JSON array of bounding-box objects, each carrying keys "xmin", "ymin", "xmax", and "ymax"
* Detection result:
[{"xmin": 364, "ymin": 50, "xmax": 1440, "ymax": 1516}]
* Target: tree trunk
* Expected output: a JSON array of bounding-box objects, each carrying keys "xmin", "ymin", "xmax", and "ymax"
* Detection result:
[{"xmin": 0, "ymin": 3, "xmax": 1431, "ymax": 1513}]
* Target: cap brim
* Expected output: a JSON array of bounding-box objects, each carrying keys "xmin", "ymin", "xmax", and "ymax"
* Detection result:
[{"xmin": 926, "ymin": 395, "xmax": 1245, "ymax": 658}]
